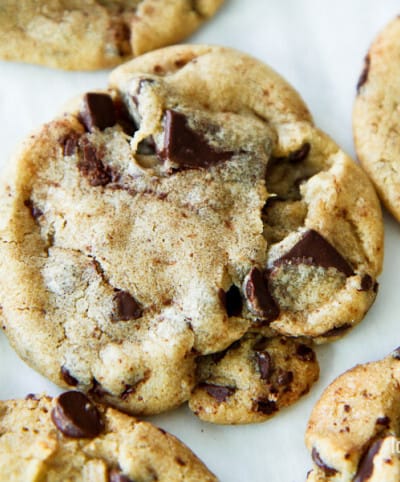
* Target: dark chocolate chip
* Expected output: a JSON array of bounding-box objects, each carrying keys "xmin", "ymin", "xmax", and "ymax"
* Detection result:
[
  {"xmin": 112, "ymin": 291, "xmax": 142, "ymax": 321},
  {"xmin": 109, "ymin": 468, "xmax": 135, "ymax": 482},
  {"xmin": 359, "ymin": 274, "xmax": 374, "ymax": 291},
  {"xmin": 245, "ymin": 267, "xmax": 279, "ymax": 322},
  {"xmin": 200, "ymin": 383, "xmax": 235, "ymax": 402},
  {"xmin": 287, "ymin": 143, "xmax": 311, "ymax": 163},
  {"xmin": 255, "ymin": 351, "xmax": 273, "ymax": 381},
  {"xmin": 113, "ymin": 98, "xmax": 137, "ymax": 136},
  {"xmin": 219, "ymin": 285, "xmax": 243, "ymax": 318},
  {"xmin": 343, "ymin": 404, "xmax": 351, "ymax": 413},
  {"xmin": 25, "ymin": 393, "xmax": 39, "ymax": 401},
  {"xmin": 62, "ymin": 133, "xmax": 80, "ymax": 156},
  {"xmin": 357, "ymin": 54, "xmax": 371, "ymax": 94},
  {"xmin": 61, "ymin": 366, "xmax": 78, "ymax": 387},
  {"xmin": 81, "ymin": 93, "xmax": 116, "ymax": 132},
  {"xmin": 376, "ymin": 416, "xmax": 390, "ymax": 428},
  {"xmin": 276, "ymin": 369, "xmax": 294, "ymax": 386},
  {"xmin": 311, "ymin": 447, "xmax": 338, "ymax": 477},
  {"xmin": 320, "ymin": 323, "xmax": 352, "ymax": 338},
  {"xmin": 255, "ymin": 398, "xmax": 278, "ymax": 415},
  {"xmin": 353, "ymin": 438, "xmax": 384, "ymax": 482},
  {"xmin": 274, "ymin": 229, "xmax": 354, "ymax": 277},
  {"xmin": 159, "ymin": 110, "xmax": 233, "ymax": 169},
  {"xmin": 392, "ymin": 347, "xmax": 400, "ymax": 360},
  {"xmin": 78, "ymin": 139, "xmax": 112, "ymax": 187},
  {"xmin": 295, "ymin": 344, "xmax": 316, "ymax": 362},
  {"xmin": 51, "ymin": 391, "xmax": 104, "ymax": 438},
  {"xmin": 24, "ymin": 199, "xmax": 43, "ymax": 220}
]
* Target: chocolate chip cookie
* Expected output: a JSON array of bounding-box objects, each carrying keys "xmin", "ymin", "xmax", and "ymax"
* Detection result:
[
  {"xmin": 0, "ymin": 391, "xmax": 217, "ymax": 481},
  {"xmin": 0, "ymin": 45, "xmax": 382, "ymax": 422},
  {"xmin": 354, "ymin": 16, "xmax": 400, "ymax": 222},
  {"xmin": 0, "ymin": 1, "xmax": 223, "ymax": 70},
  {"xmin": 306, "ymin": 348, "xmax": 400, "ymax": 481}
]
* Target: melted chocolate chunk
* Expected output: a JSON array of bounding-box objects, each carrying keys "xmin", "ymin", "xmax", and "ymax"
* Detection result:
[
  {"xmin": 245, "ymin": 267, "xmax": 279, "ymax": 322},
  {"xmin": 51, "ymin": 391, "xmax": 104, "ymax": 438},
  {"xmin": 113, "ymin": 291, "xmax": 142, "ymax": 321},
  {"xmin": 255, "ymin": 351, "xmax": 273, "ymax": 381},
  {"xmin": 353, "ymin": 438, "xmax": 384, "ymax": 482},
  {"xmin": 113, "ymin": 98, "xmax": 137, "ymax": 136},
  {"xmin": 62, "ymin": 132, "xmax": 80, "ymax": 156},
  {"xmin": 357, "ymin": 54, "xmax": 371, "ymax": 94},
  {"xmin": 274, "ymin": 229, "xmax": 354, "ymax": 277},
  {"xmin": 276, "ymin": 369, "xmax": 293, "ymax": 386},
  {"xmin": 81, "ymin": 93, "xmax": 116, "ymax": 132},
  {"xmin": 78, "ymin": 139, "xmax": 112, "ymax": 186},
  {"xmin": 376, "ymin": 416, "xmax": 390, "ymax": 428},
  {"xmin": 201, "ymin": 383, "xmax": 235, "ymax": 402},
  {"xmin": 255, "ymin": 398, "xmax": 278, "ymax": 415},
  {"xmin": 61, "ymin": 366, "xmax": 78, "ymax": 387},
  {"xmin": 24, "ymin": 199, "xmax": 43, "ymax": 220},
  {"xmin": 109, "ymin": 468, "xmax": 135, "ymax": 482},
  {"xmin": 160, "ymin": 110, "xmax": 233, "ymax": 169},
  {"xmin": 287, "ymin": 143, "xmax": 311, "ymax": 163},
  {"xmin": 311, "ymin": 447, "xmax": 338, "ymax": 477},
  {"xmin": 295, "ymin": 344, "xmax": 316, "ymax": 362},
  {"xmin": 359, "ymin": 274, "xmax": 373, "ymax": 291},
  {"xmin": 219, "ymin": 286, "xmax": 243, "ymax": 317}
]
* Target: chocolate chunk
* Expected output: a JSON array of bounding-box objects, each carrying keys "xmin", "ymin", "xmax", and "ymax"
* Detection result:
[
  {"xmin": 24, "ymin": 199, "xmax": 43, "ymax": 220},
  {"xmin": 376, "ymin": 416, "xmax": 390, "ymax": 428},
  {"xmin": 160, "ymin": 110, "xmax": 233, "ymax": 169},
  {"xmin": 255, "ymin": 398, "xmax": 278, "ymax": 415},
  {"xmin": 81, "ymin": 93, "xmax": 116, "ymax": 132},
  {"xmin": 219, "ymin": 285, "xmax": 243, "ymax": 317},
  {"xmin": 287, "ymin": 143, "xmax": 311, "ymax": 163},
  {"xmin": 112, "ymin": 291, "xmax": 142, "ymax": 321},
  {"xmin": 61, "ymin": 366, "xmax": 78, "ymax": 387},
  {"xmin": 78, "ymin": 139, "xmax": 112, "ymax": 187},
  {"xmin": 201, "ymin": 383, "xmax": 235, "ymax": 402},
  {"xmin": 109, "ymin": 468, "xmax": 135, "ymax": 482},
  {"xmin": 357, "ymin": 54, "xmax": 370, "ymax": 94},
  {"xmin": 255, "ymin": 351, "xmax": 273, "ymax": 381},
  {"xmin": 245, "ymin": 267, "xmax": 279, "ymax": 322},
  {"xmin": 25, "ymin": 393, "xmax": 39, "ymax": 401},
  {"xmin": 392, "ymin": 347, "xmax": 400, "ymax": 360},
  {"xmin": 311, "ymin": 448, "xmax": 338, "ymax": 477},
  {"xmin": 359, "ymin": 274, "xmax": 374, "ymax": 291},
  {"xmin": 113, "ymin": 98, "xmax": 137, "ymax": 136},
  {"xmin": 353, "ymin": 438, "xmax": 384, "ymax": 482},
  {"xmin": 276, "ymin": 369, "xmax": 293, "ymax": 386},
  {"xmin": 274, "ymin": 229, "xmax": 354, "ymax": 277},
  {"xmin": 320, "ymin": 323, "xmax": 352, "ymax": 338},
  {"xmin": 51, "ymin": 391, "xmax": 104, "ymax": 438},
  {"xmin": 62, "ymin": 133, "xmax": 80, "ymax": 156},
  {"xmin": 295, "ymin": 344, "xmax": 316, "ymax": 362}
]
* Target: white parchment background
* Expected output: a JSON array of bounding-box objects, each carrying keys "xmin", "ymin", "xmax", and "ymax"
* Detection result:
[{"xmin": 1, "ymin": 1, "xmax": 400, "ymax": 481}]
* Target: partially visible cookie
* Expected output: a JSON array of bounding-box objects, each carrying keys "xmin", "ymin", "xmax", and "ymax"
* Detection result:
[
  {"xmin": 189, "ymin": 333, "xmax": 319, "ymax": 424},
  {"xmin": 354, "ymin": 16, "xmax": 400, "ymax": 222},
  {"xmin": 0, "ymin": 1, "xmax": 223, "ymax": 70},
  {"xmin": 0, "ymin": 391, "xmax": 217, "ymax": 482},
  {"xmin": 305, "ymin": 348, "xmax": 400, "ymax": 481}
]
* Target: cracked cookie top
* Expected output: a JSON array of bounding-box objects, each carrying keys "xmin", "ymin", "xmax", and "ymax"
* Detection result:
[
  {"xmin": 0, "ymin": 45, "xmax": 383, "ymax": 418},
  {"xmin": 0, "ymin": 0, "xmax": 223, "ymax": 70},
  {"xmin": 0, "ymin": 391, "xmax": 217, "ymax": 481}
]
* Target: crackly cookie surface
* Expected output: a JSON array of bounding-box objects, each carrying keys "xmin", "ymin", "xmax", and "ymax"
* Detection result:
[
  {"xmin": 0, "ymin": 45, "xmax": 382, "ymax": 422},
  {"xmin": 354, "ymin": 16, "xmax": 400, "ymax": 222},
  {"xmin": 0, "ymin": 0, "xmax": 223, "ymax": 70},
  {"xmin": 306, "ymin": 348, "xmax": 400, "ymax": 482},
  {"xmin": 0, "ymin": 391, "xmax": 217, "ymax": 481}
]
